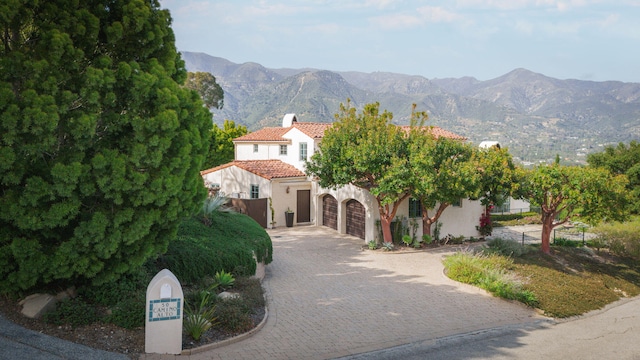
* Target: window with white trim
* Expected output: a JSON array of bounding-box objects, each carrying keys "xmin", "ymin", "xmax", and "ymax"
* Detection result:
[
  {"xmin": 280, "ymin": 145, "xmax": 288, "ymax": 155},
  {"xmin": 299, "ymin": 143, "xmax": 308, "ymax": 161},
  {"xmin": 253, "ymin": 144, "xmax": 258, "ymax": 153},
  {"xmin": 452, "ymin": 198, "xmax": 462, "ymax": 207},
  {"xmin": 250, "ymin": 184, "xmax": 259, "ymax": 199}
]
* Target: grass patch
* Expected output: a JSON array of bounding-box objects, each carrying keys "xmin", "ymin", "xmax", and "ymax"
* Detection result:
[
  {"xmin": 445, "ymin": 242, "xmax": 640, "ymax": 318},
  {"xmin": 443, "ymin": 252, "xmax": 538, "ymax": 306}
]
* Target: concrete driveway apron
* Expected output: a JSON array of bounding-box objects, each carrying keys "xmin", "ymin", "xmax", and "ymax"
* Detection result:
[{"xmin": 162, "ymin": 226, "xmax": 543, "ymax": 360}]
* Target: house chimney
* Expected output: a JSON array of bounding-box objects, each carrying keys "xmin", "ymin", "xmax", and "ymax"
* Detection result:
[{"xmin": 282, "ymin": 113, "xmax": 297, "ymax": 127}]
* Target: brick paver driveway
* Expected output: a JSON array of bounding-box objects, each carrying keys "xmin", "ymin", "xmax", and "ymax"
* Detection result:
[{"xmin": 163, "ymin": 226, "xmax": 544, "ymax": 360}]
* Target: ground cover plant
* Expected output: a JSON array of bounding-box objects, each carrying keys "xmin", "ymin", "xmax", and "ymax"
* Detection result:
[{"xmin": 444, "ymin": 237, "xmax": 640, "ymax": 318}]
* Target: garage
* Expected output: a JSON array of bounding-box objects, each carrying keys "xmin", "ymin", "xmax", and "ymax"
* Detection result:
[
  {"xmin": 346, "ymin": 199, "xmax": 365, "ymax": 239},
  {"xmin": 322, "ymin": 195, "xmax": 338, "ymax": 230}
]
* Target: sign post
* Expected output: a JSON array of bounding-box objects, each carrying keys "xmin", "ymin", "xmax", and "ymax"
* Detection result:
[{"xmin": 145, "ymin": 269, "xmax": 183, "ymax": 354}]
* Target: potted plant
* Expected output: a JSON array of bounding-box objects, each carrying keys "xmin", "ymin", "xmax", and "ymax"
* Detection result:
[{"xmin": 285, "ymin": 207, "xmax": 294, "ymax": 227}]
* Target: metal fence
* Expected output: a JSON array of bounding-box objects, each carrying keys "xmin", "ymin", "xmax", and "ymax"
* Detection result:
[{"xmin": 492, "ymin": 225, "xmax": 597, "ymax": 246}]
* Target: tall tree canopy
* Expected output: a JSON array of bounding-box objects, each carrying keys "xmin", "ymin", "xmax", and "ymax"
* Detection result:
[
  {"xmin": 0, "ymin": 0, "xmax": 212, "ymax": 292},
  {"xmin": 306, "ymin": 101, "xmax": 413, "ymax": 244},
  {"xmin": 519, "ymin": 164, "xmax": 629, "ymax": 254},
  {"xmin": 587, "ymin": 141, "xmax": 640, "ymax": 214},
  {"xmin": 184, "ymin": 71, "xmax": 224, "ymax": 109},
  {"xmin": 408, "ymin": 132, "xmax": 480, "ymax": 237},
  {"xmin": 205, "ymin": 119, "xmax": 248, "ymax": 169}
]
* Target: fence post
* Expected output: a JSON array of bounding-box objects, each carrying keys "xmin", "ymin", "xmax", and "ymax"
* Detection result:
[
  {"xmin": 522, "ymin": 232, "xmax": 525, "ymax": 246},
  {"xmin": 583, "ymin": 229, "xmax": 585, "ymax": 246},
  {"xmin": 553, "ymin": 229, "xmax": 556, "ymax": 244}
]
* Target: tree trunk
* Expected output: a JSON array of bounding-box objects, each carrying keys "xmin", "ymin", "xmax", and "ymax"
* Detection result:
[
  {"xmin": 380, "ymin": 215, "xmax": 393, "ymax": 244},
  {"xmin": 540, "ymin": 212, "xmax": 555, "ymax": 254},
  {"xmin": 422, "ymin": 213, "xmax": 432, "ymax": 238}
]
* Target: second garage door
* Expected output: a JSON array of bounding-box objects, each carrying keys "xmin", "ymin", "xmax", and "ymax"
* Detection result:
[
  {"xmin": 346, "ymin": 199, "xmax": 365, "ymax": 239},
  {"xmin": 322, "ymin": 195, "xmax": 338, "ymax": 230}
]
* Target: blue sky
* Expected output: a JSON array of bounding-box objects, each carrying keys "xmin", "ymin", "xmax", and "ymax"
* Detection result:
[{"xmin": 159, "ymin": 0, "xmax": 640, "ymax": 83}]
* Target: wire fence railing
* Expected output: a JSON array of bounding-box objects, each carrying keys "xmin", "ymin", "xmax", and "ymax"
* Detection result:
[{"xmin": 491, "ymin": 225, "xmax": 598, "ymax": 246}]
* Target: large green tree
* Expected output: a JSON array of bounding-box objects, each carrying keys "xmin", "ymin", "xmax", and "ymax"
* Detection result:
[
  {"xmin": 408, "ymin": 131, "xmax": 480, "ymax": 238},
  {"xmin": 587, "ymin": 141, "xmax": 640, "ymax": 214},
  {"xmin": 0, "ymin": 0, "xmax": 212, "ymax": 292},
  {"xmin": 205, "ymin": 119, "xmax": 247, "ymax": 169},
  {"xmin": 184, "ymin": 71, "xmax": 224, "ymax": 109},
  {"xmin": 306, "ymin": 101, "xmax": 412, "ymax": 244},
  {"xmin": 519, "ymin": 164, "xmax": 629, "ymax": 254}
]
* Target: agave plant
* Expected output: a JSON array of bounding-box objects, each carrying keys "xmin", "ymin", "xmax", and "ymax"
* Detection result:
[
  {"xmin": 200, "ymin": 193, "xmax": 231, "ymax": 226},
  {"xmin": 214, "ymin": 270, "xmax": 235, "ymax": 289}
]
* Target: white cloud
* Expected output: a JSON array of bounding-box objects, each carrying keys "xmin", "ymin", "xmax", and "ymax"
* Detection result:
[{"xmin": 370, "ymin": 6, "xmax": 461, "ymax": 29}]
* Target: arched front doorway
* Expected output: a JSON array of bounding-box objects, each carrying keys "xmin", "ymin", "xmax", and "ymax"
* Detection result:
[{"xmin": 346, "ymin": 199, "xmax": 365, "ymax": 239}]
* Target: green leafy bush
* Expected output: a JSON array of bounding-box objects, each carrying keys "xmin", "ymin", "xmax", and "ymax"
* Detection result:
[
  {"xmin": 44, "ymin": 297, "xmax": 102, "ymax": 328},
  {"xmin": 491, "ymin": 212, "xmax": 539, "ymax": 222},
  {"xmin": 106, "ymin": 295, "xmax": 145, "ymax": 329}
]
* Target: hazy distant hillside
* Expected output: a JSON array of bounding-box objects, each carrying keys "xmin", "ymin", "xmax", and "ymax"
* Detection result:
[{"xmin": 181, "ymin": 51, "xmax": 640, "ymax": 164}]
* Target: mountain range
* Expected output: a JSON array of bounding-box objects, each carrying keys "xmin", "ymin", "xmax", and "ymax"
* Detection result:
[{"xmin": 181, "ymin": 51, "xmax": 640, "ymax": 165}]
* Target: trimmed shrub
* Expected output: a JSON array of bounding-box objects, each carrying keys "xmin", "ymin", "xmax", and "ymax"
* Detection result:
[{"xmin": 155, "ymin": 212, "xmax": 273, "ymax": 285}]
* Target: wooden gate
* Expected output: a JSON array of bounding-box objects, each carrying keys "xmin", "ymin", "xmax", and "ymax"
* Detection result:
[
  {"xmin": 230, "ymin": 198, "xmax": 268, "ymax": 228},
  {"xmin": 296, "ymin": 190, "xmax": 311, "ymax": 223}
]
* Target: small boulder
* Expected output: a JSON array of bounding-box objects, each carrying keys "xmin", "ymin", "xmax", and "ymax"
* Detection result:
[
  {"xmin": 218, "ymin": 291, "xmax": 241, "ymax": 301},
  {"xmin": 20, "ymin": 293, "xmax": 56, "ymax": 319}
]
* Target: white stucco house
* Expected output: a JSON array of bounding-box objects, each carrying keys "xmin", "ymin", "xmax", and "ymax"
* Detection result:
[{"xmin": 201, "ymin": 114, "xmax": 487, "ymax": 242}]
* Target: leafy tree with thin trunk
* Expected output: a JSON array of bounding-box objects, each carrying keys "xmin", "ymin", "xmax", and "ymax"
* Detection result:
[
  {"xmin": 408, "ymin": 130, "xmax": 480, "ymax": 238},
  {"xmin": 184, "ymin": 71, "xmax": 224, "ymax": 109},
  {"xmin": 519, "ymin": 164, "xmax": 629, "ymax": 254},
  {"xmin": 0, "ymin": 0, "xmax": 212, "ymax": 292},
  {"xmin": 205, "ymin": 119, "xmax": 247, "ymax": 168},
  {"xmin": 306, "ymin": 101, "xmax": 412, "ymax": 244}
]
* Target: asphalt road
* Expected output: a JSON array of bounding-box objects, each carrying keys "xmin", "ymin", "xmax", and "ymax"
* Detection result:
[{"xmin": 335, "ymin": 296, "xmax": 640, "ymax": 360}]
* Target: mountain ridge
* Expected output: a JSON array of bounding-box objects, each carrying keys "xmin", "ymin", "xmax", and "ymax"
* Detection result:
[{"xmin": 181, "ymin": 51, "xmax": 640, "ymax": 164}]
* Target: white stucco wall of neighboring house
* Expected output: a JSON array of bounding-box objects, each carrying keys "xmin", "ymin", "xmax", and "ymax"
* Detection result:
[
  {"xmin": 431, "ymin": 199, "xmax": 484, "ymax": 238},
  {"xmin": 202, "ymin": 166, "xmax": 272, "ymax": 200},
  {"xmin": 270, "ymin": 178, "xmax": 313, "ymax": 228},
  {"xmin": 509, "ymin": 198, "xmax": 531, "ymax": 213}
]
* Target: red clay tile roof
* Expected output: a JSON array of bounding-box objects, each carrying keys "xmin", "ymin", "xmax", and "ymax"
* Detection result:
[
  {"xmin": 234, "ymin": 127, "xmax": 290, "ymax": 142},
  {"xmin": 234, "ymin": 122, "xmax": 465, "ymax": 142},
  {"xmin": 291, "ymin": 122, "xmax": 332, "ymax": 138},
  {"xmin": 201, "ymin": 160, "xmax": 306, "ymax": 180}
]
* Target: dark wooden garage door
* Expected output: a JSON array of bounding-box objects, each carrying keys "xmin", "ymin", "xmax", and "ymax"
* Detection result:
[
  {"xmin": 346, "ymin": 199, "xmax": 365, "ymax": 239},
  {"xmin": 322, "ymin": 195, "xmax": 338, "ymax": 230}
]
